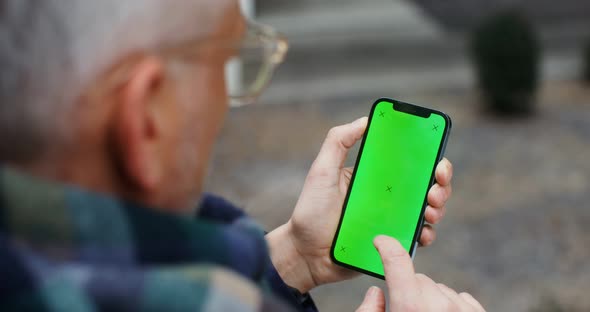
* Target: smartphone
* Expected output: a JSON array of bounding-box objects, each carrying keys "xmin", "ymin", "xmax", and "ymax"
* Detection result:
[{"xmin": 331, "ymin": 98, "xmax": 451, "ymax": 279}]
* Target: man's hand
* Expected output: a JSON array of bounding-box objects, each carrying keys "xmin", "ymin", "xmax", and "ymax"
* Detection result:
[
  {"xmin": 267, "ymin": 117, "xmax": 453, "ymax": 293},
  {"xmin": 356, "ymin": 236, "xmax": 485, "ymax": 312}
]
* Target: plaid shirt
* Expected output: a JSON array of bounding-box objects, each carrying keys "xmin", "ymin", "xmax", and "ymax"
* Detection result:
[{"xmin": 0, "ymin": 167, "xmax": 318, "ymax": 311}]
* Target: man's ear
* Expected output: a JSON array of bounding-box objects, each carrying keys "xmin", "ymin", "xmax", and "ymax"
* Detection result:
[{"xmin": 109, "ymin": 55, "xmax": 166, "ymax": 193}]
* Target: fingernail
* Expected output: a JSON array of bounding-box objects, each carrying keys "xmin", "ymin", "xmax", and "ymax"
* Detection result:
[
  {"xmin": 374, "ymin": 235, "xmax": 387, "ymax": 242},
  {"xmin": 366, "ymin": 286, "xmax": 379, "ymax": 299},
  {"xmin": 353, "ymin": 116, "xmax": 367, "ymax": 124},
  {"xmin": 373, "ymin": 235, "xmax": 386, "ymax": 249},
  {"xmin": 373, "ymin": 236, "xmax": 380, "ymax": 247}
]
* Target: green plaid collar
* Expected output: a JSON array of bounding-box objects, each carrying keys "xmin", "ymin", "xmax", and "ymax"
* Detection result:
[{"xmin": 0, "ymin": 167, "xmax": 268, "ymax": 279}]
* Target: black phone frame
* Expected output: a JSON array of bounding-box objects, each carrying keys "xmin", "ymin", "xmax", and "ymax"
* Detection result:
[{"xmin": 329, "ymin": 97, "xmax": 452, "ymax": 280}]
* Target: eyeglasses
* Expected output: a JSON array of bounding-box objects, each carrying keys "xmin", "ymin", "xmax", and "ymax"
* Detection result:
[
  {"xmin": 102, "ymin": 22, "xmax": 288, "ymax": 108},
  {"xmin": 225, "ymin": 22, "xmax": 289, "ymax": 107},
  {"xmin": 159, "ymin": 22, "xmax": 289, "ymax": 107}
]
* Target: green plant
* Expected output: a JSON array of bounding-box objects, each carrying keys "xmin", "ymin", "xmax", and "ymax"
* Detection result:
[
  {"xmin": 584, "ymin": 40, "xmax": 590, "ymax": 83},
  {"xmin": 471, "ymin": 11, "xmax": 540, "ymax": 115}
]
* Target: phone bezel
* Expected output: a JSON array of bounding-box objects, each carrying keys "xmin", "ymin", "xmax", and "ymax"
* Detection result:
[{"xmin": 330, "ymin": 98, "xmax": 452, "ymax": 280}]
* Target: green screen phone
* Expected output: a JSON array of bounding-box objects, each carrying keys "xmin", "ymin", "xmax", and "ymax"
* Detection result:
[{"xmin": 331, "ymin": 98, "xmax": 451, "ymax": 279}]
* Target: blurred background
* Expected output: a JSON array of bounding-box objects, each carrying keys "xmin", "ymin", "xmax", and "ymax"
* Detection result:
[{"xmin": 206, "ymin": 0, "xmax": 590, "ymax": 311}]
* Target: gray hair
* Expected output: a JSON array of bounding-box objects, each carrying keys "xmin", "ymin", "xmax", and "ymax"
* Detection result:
[{"xmin": 0, "ymin": 0, "xmax": 228, "ymax": 162}]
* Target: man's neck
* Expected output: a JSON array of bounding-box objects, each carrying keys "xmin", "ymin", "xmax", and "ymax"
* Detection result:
[{"xmin": 8, "ymin": 155, "xmax": 127, "ymax": 204}]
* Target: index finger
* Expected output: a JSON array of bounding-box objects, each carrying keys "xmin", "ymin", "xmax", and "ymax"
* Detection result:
[
  {"xmin": 435, "ymin": 158, "xmax": 453, "ymax": 187},
  {"xmin": 373, "ymin": 236, "xmax": 417, "ymax": 295},
  {"xmin": 311, "ymin": 117, "xmax": 368, "ymax": 171}
]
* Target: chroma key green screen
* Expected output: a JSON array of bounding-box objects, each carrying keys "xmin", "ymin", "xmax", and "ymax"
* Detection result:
[{"xmin": 332, "ymin": 99, "xmax": 450, "ymax": 278}]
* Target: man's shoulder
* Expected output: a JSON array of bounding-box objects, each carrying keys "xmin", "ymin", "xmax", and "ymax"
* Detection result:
[
  {"xmin": 198, "ymin": 193, "xmax": 248, "ymax": 223},
  {"xmin": 0, "ymin": 169, "xmax": 297, "ymax": 311},
  {"xmin": 0, "ymin": 244, "xmax": 292, "ymax": 312},
  {"xmin": 140, "ymin": 264, "xmax": 291, "ymax": 311}
]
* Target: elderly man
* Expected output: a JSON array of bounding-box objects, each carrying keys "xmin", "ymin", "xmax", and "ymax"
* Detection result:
[{"xmin": 0, "ymin": 0, "xmax": 484, "ymax": 311}]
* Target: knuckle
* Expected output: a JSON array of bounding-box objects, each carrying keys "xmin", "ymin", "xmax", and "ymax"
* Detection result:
[
  {"xmin": 415, "ymin": 273, "xmax": 428, "ymax": 281},
  {"xmin": 327, "ymin": 126, "xmax": 342, "ymax": 139},
  {"xmin": 441, "ymin": 299, "xmax": 457, "ymax": 311},
  {"xmin": 445, "ymin": 185, "xmax": 452, "ymax": 199},
  {"xmin": 427, "ymin": 194, "xmax": 437, "ymax": 207},
  {"xmin": 381, "ymin": 250, "xmax": 410, "ymax": 268},
  {"xmin": 429, "ymin": 230, "xmax": 437, "ymax": 242},
  {"xmin": 397, "ymin": 301, "xmax": 420, "ymax": 312},
  {"xmin": 382, "ymin": 245, "xmax": 408, "ymax": 261},
  {"xmin": 415, "ymin": 273, "xmax": 433, "ymax": 285},
  {"xmin": 460, "ymin": 292, "xmax": 482, "ymax": 310},
  {"xmin": 438, "ymin": 184, "xmax": 447, "ymax": 196},
  {"xmin": 429, "ymin": 186, "xmax": 443, "ymax": 203},
  {"xmin": 307, "ymin": 165, "xmax": 332, "ymax": 180},
  {"xmin": 432, "ymin": 182, "xmax": 440, "ymax": 191},
  {"xmin": 447, "ymin": 160, "xmax": 454, "ymax": 173},
  {"xmin": 433, "ymin": 209, "xmax": 444, "ymax": 223}
]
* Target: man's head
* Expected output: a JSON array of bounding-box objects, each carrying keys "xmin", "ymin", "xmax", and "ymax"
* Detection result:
[{"xmin": 0, "ymin": 0, "xmax": 245, "ymax": 213}]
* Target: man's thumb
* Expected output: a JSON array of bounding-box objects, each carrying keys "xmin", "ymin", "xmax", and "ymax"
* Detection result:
[{"xmin": 355, "ymin": 286, "xmax": 386, "ymax": 312}]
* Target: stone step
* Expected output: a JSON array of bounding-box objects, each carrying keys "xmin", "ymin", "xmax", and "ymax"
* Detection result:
[
  {"xmin": 260, "ymin": 51, "xmax": 582, "ymax": 105},
  {"xmin": 258, "ymin": 0, "xmax": 441, "ymax": 45},
  {"xmin": 254, "ymin": 0, "xmax": 453, "ymax": 81},
  {"xmin": 257, "ymin": 0, "xmax": 362, "ymax": 16},
  {"xmin": 249, "ymin": 0, "xmax": 589, "ymax": 105}
]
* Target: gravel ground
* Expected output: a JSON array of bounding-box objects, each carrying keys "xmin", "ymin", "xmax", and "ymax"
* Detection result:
[{"xmin": 205, "ymin": 82, "xmax": 590, "ymax": 312}]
